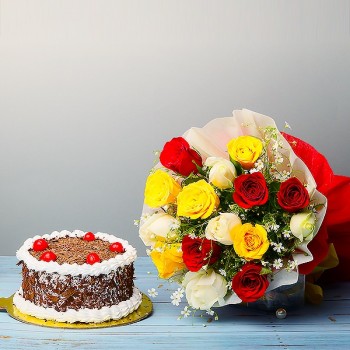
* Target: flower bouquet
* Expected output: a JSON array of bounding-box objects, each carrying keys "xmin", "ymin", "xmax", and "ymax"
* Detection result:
[{"xmin": 138, "ymin": 109, "xmax": 334, "ymax": 316}]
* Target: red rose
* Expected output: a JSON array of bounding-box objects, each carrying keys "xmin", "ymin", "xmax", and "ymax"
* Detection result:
[
  {"xmin": 232, "ymin": 263, "xmax": 269, "ymax": 302},
  {"xmin": 277, "ymin": 177, "xmax": 310, "ymax": 213},
  {"xmin": 233, "ymin": 172, "xmax": 269, "ymax": 209},
  {"xmin": 182, "ymin": 235, "xmax": 221, "ymax": 272},
  {"xmin": 159, "ymin": 137, "xmax": 203, "ymax": 177}
]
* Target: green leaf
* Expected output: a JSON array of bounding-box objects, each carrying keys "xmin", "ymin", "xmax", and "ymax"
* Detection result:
[
  {"xmin": 193, "ymin": 161, "xmax": 206, "ymax": 176},
  {"xmin": 269, "ymin": 181, "xmax": 281, "ymax": 193},
  {"xmin": 260, "ymin": 267, "xmax": 272, "ymax": 275},
  {"xmin": 313, "ymin": 203, "xmax": 326, "ymax": 212},
  {"xmin": 229, "ymin": 156, "xmax": 244, "ymax": 176},
  {"xmin": 182, "ymin": 174, "xmax": 202, "ymax": 187}
]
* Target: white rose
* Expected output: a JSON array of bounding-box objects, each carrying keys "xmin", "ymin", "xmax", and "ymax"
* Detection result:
[
  {"xmin": 182, "ymin": 269, "xmax": 227, "ymax": 310},
  {"xmin": 204, "ymin": 157, "xmax": 236, "ymax": 189},
  {"xmin": 290, "ymin": 211, "xmax": 316, "ymax": 242},
  {"xmin": 205, "ymin": 213, "xmax": 241, "ymax": 245},
  {"xmin": 139, "ymin": 212, "xmax": 180, "ymax": 247}
]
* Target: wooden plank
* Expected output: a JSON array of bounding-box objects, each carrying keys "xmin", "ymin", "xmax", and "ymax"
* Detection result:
[{"xmin": 1, "ymin": 330, "xmax": 350, "ymax": 350}]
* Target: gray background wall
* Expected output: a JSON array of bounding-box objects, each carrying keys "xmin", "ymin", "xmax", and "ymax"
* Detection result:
[{"xmin": 1, "ymin": 0, "xmax": 350, "ymax": 256}]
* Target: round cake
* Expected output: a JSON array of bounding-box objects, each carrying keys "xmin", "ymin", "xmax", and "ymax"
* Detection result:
[{"xmin": 13, "ymin": 230, "xmax": 142, "ymax": 323}]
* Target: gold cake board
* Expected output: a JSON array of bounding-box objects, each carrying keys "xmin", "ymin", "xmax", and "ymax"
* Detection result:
[{"xmin": 0, "ymin": 293, "xmax": 152, "ymax": 329}]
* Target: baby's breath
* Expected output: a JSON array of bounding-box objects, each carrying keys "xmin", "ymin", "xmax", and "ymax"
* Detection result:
[
  {"xmin": 273, "ymin": 259, "xmax": 283, "ymax": 269},
  {"xmin": 284, "ymin": 121, "xmax": 291, "ymax": 129},
  {"xmin": 282, "ymin": 230, "xmax": 292, "ymax": 239},
  {"xmin": 286, "ymin": 260, "xmax": 298, "ymax": 272},
  {"xmin": 271, "ymin": 242, "xmax": 285, "ymax": 253},
  {"xmin": 148, "ymin": 288, "xmax": 158, "ymax": 298},
  {"xmin": 170, "ymin": 288, "xmax": 185, "ymax": 306},
  {"xmin": 180, "ymin": 306, "xmax": 191, "ymax": 318}
]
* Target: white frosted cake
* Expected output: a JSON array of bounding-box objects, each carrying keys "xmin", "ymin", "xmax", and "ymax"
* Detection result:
[{"xmin": 13, "ymin": 230, "xmax": 142, "ymax": 323}]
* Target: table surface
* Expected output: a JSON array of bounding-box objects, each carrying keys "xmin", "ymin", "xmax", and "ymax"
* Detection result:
[{"xmin": 0, "ymin": 256, "xmax": 349, "ymax": 349}]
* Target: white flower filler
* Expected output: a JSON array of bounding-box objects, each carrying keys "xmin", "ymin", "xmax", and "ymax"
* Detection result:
[{"xmin": 147, "ymin": 288, "xmax": 158, "ymax": 298}]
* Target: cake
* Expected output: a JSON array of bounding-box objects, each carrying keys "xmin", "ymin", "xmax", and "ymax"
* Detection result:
[{"xmin": 13, "ymin": 230, "xmax": 142, "ymax": 323}]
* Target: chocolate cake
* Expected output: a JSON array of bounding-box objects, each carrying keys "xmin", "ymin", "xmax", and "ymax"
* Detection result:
[{"xmin": 13, "ymin": 230, "xmax": 142, "ymax": 323}]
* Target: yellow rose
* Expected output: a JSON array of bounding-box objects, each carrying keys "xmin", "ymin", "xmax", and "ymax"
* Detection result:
[
  {"xmin": 177, "ymin": 179, "xmax": 220, "ymax": 219},
  {"xmin": 150, "ymin": 241, "xmax": 185, "ymax": 279},
  {"xmin": 227, "ymin": 136, "xmax": 263, "ymax": 170},
  {"xmin": 144, "ymin": 169, "xmax": 181, "ymax": 208},
  {"xmin": 231, "ymin": 223, "xmax": 269, "ymax": 260}
]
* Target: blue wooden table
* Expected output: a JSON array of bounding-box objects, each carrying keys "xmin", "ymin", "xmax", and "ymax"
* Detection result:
[{"xmin": 1, "ymin": 256, "xmax": 349, "ymax": 349}]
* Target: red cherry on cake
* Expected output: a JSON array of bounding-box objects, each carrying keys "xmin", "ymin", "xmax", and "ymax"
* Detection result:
[
  {"xmin": 33, "ymin": 238, "xmax": 49, "ymax": 251},
  {"xmin": 109, "ymin": 242, "xmax": 124, "ymax": 253},
  {"xmin": 39, "ymin": 251, "xmax": 57, "ymax": 262},
  {"xmin": 86, "ymin": 253, "xmax": 101, "ymax": 264},
  {"xmin": 84, "ymin": 232, "xmax": 95, "ymax": 241}
]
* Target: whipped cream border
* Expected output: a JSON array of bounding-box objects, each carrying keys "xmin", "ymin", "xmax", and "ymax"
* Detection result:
[
  {"xmin": 13, "ymin": 287, "xmax": 143, "ymax": 323},
  {"xmin": 16, "ymin": 230, "xmax": 137, "ymax": 276}
]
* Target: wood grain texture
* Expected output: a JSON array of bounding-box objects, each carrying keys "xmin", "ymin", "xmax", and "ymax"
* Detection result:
[{"xmin": 1, "ymin": 256, "xmax": 349, "ymax": 349}]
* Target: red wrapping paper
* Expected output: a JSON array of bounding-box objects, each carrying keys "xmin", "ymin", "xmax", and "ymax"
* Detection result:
[{"xmin": 282, "ymin": 132, "xmax": 350, "ymax": 281}]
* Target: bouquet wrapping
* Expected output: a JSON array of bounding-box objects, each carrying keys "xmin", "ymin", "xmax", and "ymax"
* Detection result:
[{"xmin": 139, "ymin": 109, "xmax": 349, "ymax": 313}]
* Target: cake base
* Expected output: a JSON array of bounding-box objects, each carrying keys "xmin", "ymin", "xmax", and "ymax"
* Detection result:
[{"xmin": 0, "ymin": 293, "xmax": 152, "ymax": 329}]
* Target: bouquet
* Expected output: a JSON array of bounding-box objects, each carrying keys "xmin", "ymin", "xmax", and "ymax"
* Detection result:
[{"xmin": 138, "ymin": 109, "xmax": 331, "ymax": 315}]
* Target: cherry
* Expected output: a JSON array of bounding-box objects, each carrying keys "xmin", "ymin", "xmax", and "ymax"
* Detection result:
[
  {"xmin": 83, "ymin": 232, "xmax": 95, "ymax": 241},
  {"xmin": 33, "ymin": 238, "xmax": 49, "ymax": 251},
  {"xmin": 86, "ymin": 253, "xmax": 101, "ymax": 264},
  {"xmin": 39, "ymin": 251, "xmax": 57, "ymax": 262},
  {"xmin": 109, "ymin": 242, "xmax": 124, "ymax": 253}
]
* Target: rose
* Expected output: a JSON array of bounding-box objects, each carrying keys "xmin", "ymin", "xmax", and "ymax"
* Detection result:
[
  {"xmin": 231, "ymin": 223, "xmax": 269, "ymax": 260},
  {"xmin": 182, "ymin": 269, "xmax": 227, "ymax": 310},
  {"xmin": 139, "ymin": 212, "xmax": 180, "ymax": 247},
  {"xmin": 232, "ymin": 263, "xmax": 269, "ymax": 302},
  {"xmin": 150, "ymin": 241, "xmax": 185, "ymax": 279},
  {"xmin": 290, "ymin": 211, "xmax": 316, "ymax": 242},
  {"xmin": 144, "ymin": 169, "xmax": 181, "ymax": 208},
  {"xmin": 182, "ymin": 235, "xmax": 221, "ymax": 272},
  {"xmin": 204, "ymin": 157, "xmax": 237, "ymax": 189},
  {"xmin": 277, "ymin": 177, "xmax": 310, "ymax": 213},
  {"xmin": 177, "ymin": 179, "xmax": 220, "ymax": 219},
  {"xmin": 205, "ymin": 213, "xmax": 241, "ymax": 245},
  {"xmin": 227, "ymin": 135, "xmax": 263, "ymax": 170},
  {"xmin": 233, "ymin": 172, "xmax": 269, "ymax": 209},
  {"xmin": 159, "ymin": 137, "xmax": 203, "ymax": 177}
]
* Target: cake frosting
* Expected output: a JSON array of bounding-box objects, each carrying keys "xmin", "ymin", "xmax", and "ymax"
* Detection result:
[
  {"xmin": 13, "ymin": 287, "xmax": 142, "ymax": 323},
  {"xmin": 13, "ymin": 230, "xmax": 142, "ymax": 323},
  {"xmin": 16, "ymin": 230, "xmax": 137, "ymax": 276}
]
